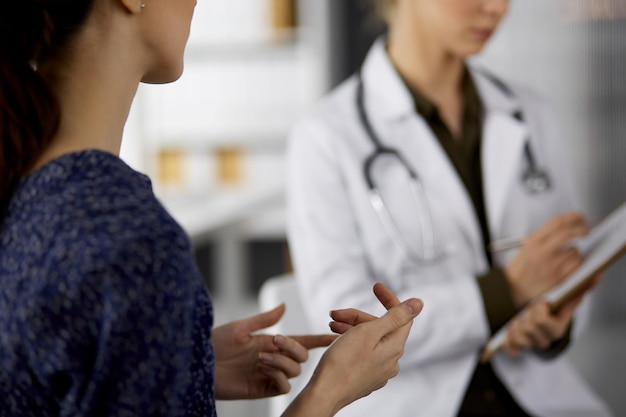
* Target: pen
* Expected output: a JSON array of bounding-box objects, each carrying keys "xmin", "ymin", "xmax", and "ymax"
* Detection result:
[{"xmin": 488, "ymin": 237, "xmax": 524, "ymax": 253}]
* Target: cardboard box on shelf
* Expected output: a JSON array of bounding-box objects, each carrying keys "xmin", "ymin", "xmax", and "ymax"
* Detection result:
[
  {"xmin": 216, "ymin": 146, "xmax": 244, "ymax": 185},
  {"xmin": 270, "ymin": 0, "xmax": 297, "ymax": 30},
  {"xmin": 157, "ymin": 148, "xmax": 184, "ymax": 185}
]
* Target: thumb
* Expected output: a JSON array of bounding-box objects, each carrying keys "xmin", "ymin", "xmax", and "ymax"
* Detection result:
[
  {"xmin": 240, "ymin": 304, "xmax": 286, "ymax": 334},
  {"xmin": 370, "ymin": 298, "xmax": 423, "ymax": 339},
  {"xmin": 555, "ymin": 293, "xmax": 584, "ymax": 321}
]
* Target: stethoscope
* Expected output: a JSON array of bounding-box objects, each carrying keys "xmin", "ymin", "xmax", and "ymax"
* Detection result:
[{"xmin": 356, "ymin": 71, "xmax": 552, "ymax": 265}]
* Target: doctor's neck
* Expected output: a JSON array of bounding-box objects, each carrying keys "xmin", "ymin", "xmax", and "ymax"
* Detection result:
[{"xmin": 387, "ymin": 20, "xmax": 465, "ymax": 107}]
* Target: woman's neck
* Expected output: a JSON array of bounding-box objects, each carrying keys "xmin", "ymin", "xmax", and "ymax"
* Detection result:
[
  {"xmin": 387, "ymin": 23, "xmax": 465, "ymax": 108},
  {"xmin": 31, "ymin": 18, "xmax": 142, "ymax": 171}
]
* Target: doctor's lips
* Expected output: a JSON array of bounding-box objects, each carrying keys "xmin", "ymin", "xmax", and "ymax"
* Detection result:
[{"xmin": 471, "ymin": 28, "xmax": 495, "ymax": 41}]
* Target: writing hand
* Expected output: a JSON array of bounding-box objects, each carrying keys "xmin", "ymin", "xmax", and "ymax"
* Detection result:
[{"xmin": 505, "ymin": 212, "xmax": 589, "ymax": 307}]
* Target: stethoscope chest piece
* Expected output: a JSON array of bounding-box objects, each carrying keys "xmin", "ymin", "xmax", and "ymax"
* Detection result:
[
  {"xmin": 521, "ymin": 141, "xmax": 552, "ymax": 194},
  {"xmin": 523, "ymin": 169, "xmax": 551, "ymax": 194}
]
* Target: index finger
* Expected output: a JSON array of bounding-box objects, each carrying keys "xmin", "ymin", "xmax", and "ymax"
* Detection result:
[
  {"xmin": 329, "ymin": 308, "xmax": 377, "ymax": 326},
  {"xmin": 288, "ymin": 334, "xmax": 338, "ymax": 349},
  {"xmin": 373, "ymin": 282, "xmax": 401, "ymax": 310},
  {"xmin": 536, "ymin": 212, "xmax": 587, "ymax": 242}
]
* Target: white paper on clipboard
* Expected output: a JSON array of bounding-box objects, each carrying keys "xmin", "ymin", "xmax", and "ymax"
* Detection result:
[{"xmin": 481, "ymin": 201, "xmax": 626, "ymax": 362}]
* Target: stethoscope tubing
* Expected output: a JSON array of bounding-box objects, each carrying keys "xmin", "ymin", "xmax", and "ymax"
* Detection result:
[
  {"xmin": 356, "ymin": 70, "xmax": 552, "ymax": 264},
  {"xmin": 357, "ymin": 74, "xmax": 444, "ymax": 264}
]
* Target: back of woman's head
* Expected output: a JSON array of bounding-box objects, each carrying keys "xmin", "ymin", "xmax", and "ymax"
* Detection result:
[{"xmin": 0, "ymin": 0, "xmax": 95, "ymax": 212}]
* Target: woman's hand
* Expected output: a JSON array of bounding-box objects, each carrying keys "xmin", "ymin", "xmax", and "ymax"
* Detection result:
[
  {"xmin": 213, "ymin": 304, "xmax": 336, "ymax": 400},
  {"xmin": 328, "ymin": 282, "xmax": 404, "ymax": 335},
  {"xmin": 505, "ymin": 212, "xmax": 589, "ymax": 307},
  {"xmin": 282, "ymin": 283, "xmax": 423, "ymax": 417}
]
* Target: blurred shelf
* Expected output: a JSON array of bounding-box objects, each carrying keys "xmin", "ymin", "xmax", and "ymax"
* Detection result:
[
  {"xmin": 145, "ymin": 131, "xmax": 289, "ymax": 151},
  {"xmin": 159, "ymin": 178, "xmax": 285, "ymax": 245},
  {"xmin": 185, "ymin": 30, "xmax": 303, "ymax": 62}
]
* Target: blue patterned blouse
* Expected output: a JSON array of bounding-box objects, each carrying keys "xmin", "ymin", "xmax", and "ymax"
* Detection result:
[{"xmin": 0, "ymin": 150, "xmax": 216, "ymax": 417}]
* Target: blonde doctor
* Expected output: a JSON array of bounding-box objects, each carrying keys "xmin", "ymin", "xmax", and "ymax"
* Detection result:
[{"xmin": 287, "ymin": 0, "xmax": 612, "ymax": 416}]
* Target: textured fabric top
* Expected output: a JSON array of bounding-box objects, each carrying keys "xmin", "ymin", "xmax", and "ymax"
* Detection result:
[{"xmin": 0, "ymin": 150, "xmax": 216, "ymax": 417}]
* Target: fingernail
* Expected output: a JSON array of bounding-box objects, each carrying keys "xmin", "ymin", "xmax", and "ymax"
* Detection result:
[
  {"xmin": 274, "ymin": 334, "xmax": 286, "ymax": 347},
  {"xmin": 259, "ymin": 352, "xmax": 273, "ymax": 363},
  {"xmin": 405, "ymin": 299, "xmax": 423, "ymax": 315}
]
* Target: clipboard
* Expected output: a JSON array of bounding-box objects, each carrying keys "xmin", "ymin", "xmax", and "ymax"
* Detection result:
[{"xmin": 480, "ymin": 201, "xmax": 626, "ymax": 363}]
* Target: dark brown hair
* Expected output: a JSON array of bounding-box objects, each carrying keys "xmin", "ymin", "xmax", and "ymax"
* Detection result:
[
  {"xmin": 371, "ymin": 0, "xmax": 395, "ymax": 23},
  {"xmin": 0, "ymin": 1, "xmax": 95, "ymax": 212}
]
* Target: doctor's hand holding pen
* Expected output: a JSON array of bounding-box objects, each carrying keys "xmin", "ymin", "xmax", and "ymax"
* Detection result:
[{"xmin": 503, "ymin": 212, "xmax": 590, "ymax": 308}]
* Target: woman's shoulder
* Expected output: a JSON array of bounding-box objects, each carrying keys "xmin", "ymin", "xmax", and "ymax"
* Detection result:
[
  {"xmin": 4, "ymin": 149, "xmax": 193, "ymax": 283},
  {"xmin": 13, "ymin": 150, "xmax": 176, "ymax": 231}
]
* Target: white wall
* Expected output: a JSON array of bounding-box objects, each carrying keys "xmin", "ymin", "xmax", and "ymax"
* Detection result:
[{"xmin": 476, "ymin": 2, "xmax": 626, "ymax": 414}]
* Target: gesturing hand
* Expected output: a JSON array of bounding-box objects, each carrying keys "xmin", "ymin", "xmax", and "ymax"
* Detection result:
[
  {"xmin": 328, "ymin": 282, "xmax": 410, "ymax": 334},
  {"xmin": 282, "ymin": 283, "xmax": 423, "ymax": 417},
  {"xmin": 213, "ymin": 304, "xmax": 336, "ymax": 400}
]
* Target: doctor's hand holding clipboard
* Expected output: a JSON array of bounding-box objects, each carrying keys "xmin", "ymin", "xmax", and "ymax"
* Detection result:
[
  {"xmin": 485, "ymin": 200, "xmax": 626, "ymax": 361},
  {"xmin": 503, "ymin": 212, "xmax": 591, "ymax": 307}
]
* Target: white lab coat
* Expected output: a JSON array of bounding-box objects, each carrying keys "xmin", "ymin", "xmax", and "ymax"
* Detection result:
[{"xmin": 286, "ymin": 40, "xmax": 612, "ymax": 417}]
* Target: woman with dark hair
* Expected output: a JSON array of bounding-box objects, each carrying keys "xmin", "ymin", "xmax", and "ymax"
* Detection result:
[
  {"xmin": 0, "ymin": 1, "xmax": 424, "ymax": 416},
  {"xmin": 287, "ymin": 0, "xmax": 611, "ymax": 416}
]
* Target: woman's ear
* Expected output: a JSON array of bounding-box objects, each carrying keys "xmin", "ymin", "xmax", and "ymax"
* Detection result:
[{"xmin": 117, "ymin": 0, "xmax": 144, "ymax": 14}]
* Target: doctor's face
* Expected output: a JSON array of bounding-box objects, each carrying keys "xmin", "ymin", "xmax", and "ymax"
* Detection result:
[{"xmin": 400, "ymin": 0, "xmax": 509, "ymax": 57}]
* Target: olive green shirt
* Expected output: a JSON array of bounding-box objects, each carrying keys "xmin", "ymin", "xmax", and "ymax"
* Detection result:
[{"xmin": 408, "ymin": 69, "xmax": 529, "ymax": 416}]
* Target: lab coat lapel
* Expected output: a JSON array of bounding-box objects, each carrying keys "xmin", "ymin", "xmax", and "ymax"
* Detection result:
[
  {"xmin": 397, "ymin": 117, "xmax": 486, "ymax": 265},
  {"xmin": 474, "ymin": 71, "xmax": 528, "ymax": 239},
  {"xmin": 482, "ymin": 113, "xmax": 527, "ymax": 236},
  {"xmin": 362, "ymin": 39, "xmax": 486, "ymax": 268}
]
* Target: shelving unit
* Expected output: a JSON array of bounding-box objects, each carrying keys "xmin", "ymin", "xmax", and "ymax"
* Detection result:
[{"xmin": 123, "ymin": 0, "xmax": 329, "ymax": 206}]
